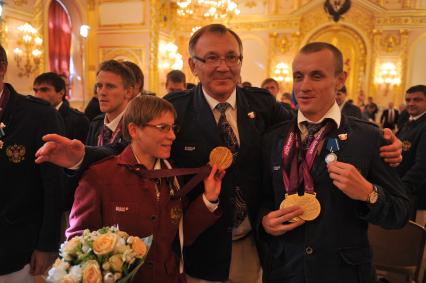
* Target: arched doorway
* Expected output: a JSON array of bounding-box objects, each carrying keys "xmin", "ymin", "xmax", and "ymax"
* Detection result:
[{"xmin": 306, "ymin": 25, "xmax": 368, "ymax": 105}]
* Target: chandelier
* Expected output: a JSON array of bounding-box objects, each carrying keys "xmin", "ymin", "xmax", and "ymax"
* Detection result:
[
  {"xmin": 13, "ymin": 23, "xmax": 43, "ymax": 77},
  {"xmin": 273, "ymin": 62, "xmax": 292, "ymax": 83},
  {"xmin": 375, "ymin": 62, "xmax": 401, "ymax": 86},
  {"xmin": 177, "ymin": 0, "xmax": 240, "ymax": 21},
  {"xmin": 159, "ymin": 41, "xmax": 183, "ymax": 70}
]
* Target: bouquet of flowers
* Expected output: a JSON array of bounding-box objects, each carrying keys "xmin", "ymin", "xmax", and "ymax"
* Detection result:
[{"xmin": 46, "ymin": 226, "xmax": 153, "ymax": 283}]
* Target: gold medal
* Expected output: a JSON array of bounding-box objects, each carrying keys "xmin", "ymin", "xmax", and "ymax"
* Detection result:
[
  {"xmin": 280, "ymin": 193, "xmax": 321, "ymax": 221},
  {"xmin": 209, "ymin": 146, "xmax": 233, "ymax": 169}
]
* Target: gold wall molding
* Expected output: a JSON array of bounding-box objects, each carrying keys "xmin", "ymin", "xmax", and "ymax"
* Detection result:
[
  {"xmin": 99, "ymin": 46, "xmax": 145, "ymax": 66},
  {"xmin": 376, "ymin": 15, "xmax": 426, "ymax": 28},
  {"xmin": 149, "ymin": 0, "xmax": 160, "ymax": 95}
]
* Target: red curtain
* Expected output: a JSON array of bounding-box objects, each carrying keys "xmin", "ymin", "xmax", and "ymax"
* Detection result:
[{"xmin": 48, "ymin": 0, "xmax": 71, "ymax": 77}]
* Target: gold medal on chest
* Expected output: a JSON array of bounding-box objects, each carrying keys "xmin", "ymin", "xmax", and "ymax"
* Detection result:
[{"xmin": 280, "ymin": 193, "xmax": 321, "ymax": 221}]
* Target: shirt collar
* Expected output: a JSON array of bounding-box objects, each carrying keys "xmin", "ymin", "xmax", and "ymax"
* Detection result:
[
  {"xmin": 202, "ymin": 87, "xmax": 237, "ymax": 111},
  {"xmin": 297, "ymin": 102, "xmax": 341, "ymax": 132},
  {"xmin": 55, "ymin": 101, "xmax": 63, "ymax": 111},
  {"xmin": 104, "ymin": 109, "xmax": 126, "ymax": 132},
  {"xmin": 410, "ymin": 111, "xmax": 426, "ymax": 121}
]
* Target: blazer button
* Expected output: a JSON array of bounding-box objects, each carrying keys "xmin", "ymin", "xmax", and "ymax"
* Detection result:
[
  {"xmin": 151, "ymin": 215, "xmax": 157, "ymax": 221},
  {"xmin": 305, "ymin": 246, "xmax": 314, "ymax": 255}
]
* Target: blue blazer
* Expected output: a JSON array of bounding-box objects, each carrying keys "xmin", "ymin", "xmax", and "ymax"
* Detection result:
[{"xmin": 258, "ymin": 115, "xmax": 409, "ymax": 283}]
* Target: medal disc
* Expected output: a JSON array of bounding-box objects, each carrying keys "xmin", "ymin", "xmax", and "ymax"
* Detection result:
[
  {"xmin": 209, "ymin": 146, "xmax": 233, "ymax": 170},
  {"xmin": 280, "ymin": 193, "xmax": 321, "ymax": 221},
  {"xmin": 325, "ymin": 153, "xmax": 337, "ymax": 164}
]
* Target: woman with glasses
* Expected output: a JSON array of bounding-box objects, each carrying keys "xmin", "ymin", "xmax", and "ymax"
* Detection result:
[{"xmin": 66, "ymin": 95, "xmax": 225, "ymax": 283}]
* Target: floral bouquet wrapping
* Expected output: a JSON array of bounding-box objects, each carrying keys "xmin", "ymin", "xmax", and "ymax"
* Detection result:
[{"xmin": 46, "ymin": 226, "xmax": 153, "ymax": 283}]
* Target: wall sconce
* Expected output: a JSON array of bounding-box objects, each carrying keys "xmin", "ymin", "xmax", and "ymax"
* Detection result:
[
  {"xmin": 375, "ymin": 62, "xmax": 401, "ymax": 86},
  {"xmin": 273, "ymin": 62, "xmax": 292, "ymax": 83},
  {"xmin": 159, "ymin": 41, "xmax": 183, "ymax": 70},
  {"xmin": 13, "ymin": 23, "xmax": 43, "ymax": 77},
  {"xmin": 80, "ymin": 25, "xmax": 90, "ymax": 38}
]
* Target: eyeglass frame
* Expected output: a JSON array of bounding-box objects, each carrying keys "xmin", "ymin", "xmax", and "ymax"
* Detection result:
[
  {"xmin": 144, "ymin": 123, "xmax": 180, "ymax": 133},
  {"xmin": 192, "ymin": 53, "xmax": 243, "ymax": 67}
]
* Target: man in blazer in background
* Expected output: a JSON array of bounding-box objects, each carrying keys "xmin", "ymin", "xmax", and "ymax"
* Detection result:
[
  {"xmin": 335, "ymin": 86, "xmax": 363, "ymax": 119},
  {"xmin": 0, "ymin": 45, "xmax": 64, "ymax": 282},
  {"xmin": 381, "ymin": 101, "xmax": 399, "ymax": 130}
]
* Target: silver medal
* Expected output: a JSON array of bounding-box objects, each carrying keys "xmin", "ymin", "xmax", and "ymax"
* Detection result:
[{"xmin": 325, "ymin": 153, "xmax": 337, "ymax": 164}]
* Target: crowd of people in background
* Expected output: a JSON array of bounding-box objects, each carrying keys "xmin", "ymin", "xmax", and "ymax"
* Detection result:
[{"xmin": 1, "ymin": 22, "xmax": 425, "ymax": 283}]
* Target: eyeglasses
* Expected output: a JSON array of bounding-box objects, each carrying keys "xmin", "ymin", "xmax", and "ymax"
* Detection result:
[
  {"xmin": 144, "ymin": 123, "xmax": 180, "ymax": 133},
  {"xmin": 192, "ymin": 54, "xmax": 243, "ymax": 67}
]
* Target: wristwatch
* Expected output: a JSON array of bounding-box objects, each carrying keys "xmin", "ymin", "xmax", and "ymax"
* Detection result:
[{"xmin": 366, "ymin": 185, "xmax": 379, "ymax": 204}]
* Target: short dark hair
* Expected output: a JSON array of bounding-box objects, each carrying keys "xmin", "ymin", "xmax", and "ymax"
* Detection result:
[
  {"xmin": 189, "ymin": 24, "xmax": 243, "ymax": 57},
  {"xmin": 34, "ymin": 72, "xmax": 65, "ymax": 93},
  {"xmin": 406, "ymin": 85, "xmax": 426, "ymax": 96},
  {"xmin": 97, "ymin": 60, "xmax": 135, "ymax": 89},
  {"xmin": 122, "ymin": 61, "xmax": 144, "ymax": 91},
  {"xmin": 0, "ymin": 44, "xmax": 7, "ymax": 66},
  {"xmin": 261, "ymin": 78, "xmax": 279, "ymax": 89},
  {"xmin": 122, "ymin": 95, "xmax": 176, "ymax": 140},
  {"xmin": 166, "ymin": 70, "xmax": 186, "ymax": 84},
  {"xmin": 299, "ymin": 42, "xmax": 343, "ymax": 75}
]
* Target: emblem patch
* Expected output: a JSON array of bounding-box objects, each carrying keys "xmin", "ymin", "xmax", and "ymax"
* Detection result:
[
  {"xmin": 402, "ymin": 140, "xmax": 412, "ymax": 151},
  {"xmin": 6, "ymin": 144, "xmax": 26, "ymax": 163}
]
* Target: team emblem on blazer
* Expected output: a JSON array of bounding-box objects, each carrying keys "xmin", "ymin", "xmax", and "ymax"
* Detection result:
[
  {"xmin": 170, "ymin": 207, "xmax": 183, "ymax": 225},
  {"xmin": 6, "ymin": 144, "xmax": 26, "ymax": 163},
  {"xmin": 402, "ymin": 140, "xmax": 412, "ymax": 151}
]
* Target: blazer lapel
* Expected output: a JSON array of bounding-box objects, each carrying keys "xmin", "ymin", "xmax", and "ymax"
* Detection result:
[
  {"xmin": 272, "ymin": 122, "xmax": 293, "ymax": 202},
  {"xmin": 235, "ymin": 88, "xmax": 256, "ymax": 162},
  {"xmin": 193, "ymin": 86, "xmax": 222, "ymax": 147}
]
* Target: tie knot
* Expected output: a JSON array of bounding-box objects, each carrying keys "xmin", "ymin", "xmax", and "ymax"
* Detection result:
[
  {"xmin": 303, "ymin": 120, "xmax": 327, "ymax": 136},
  {"xmin": 216, "ymin": 103, "xmax": 231, "ymax": 114}
]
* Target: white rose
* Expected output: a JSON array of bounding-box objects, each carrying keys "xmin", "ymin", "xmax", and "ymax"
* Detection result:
[
  {"xmin": 46, "ymin": 266, "xmax": 68, "ymax": 283},
  {"xmin": 68, "ymin": 265, "xmax": 82, "ymax": 282}
]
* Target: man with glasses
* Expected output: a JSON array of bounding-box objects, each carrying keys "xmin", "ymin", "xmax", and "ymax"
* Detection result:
[{"xmin": 35, "ymin": 24, "xmax": 404, "ymax": 283}]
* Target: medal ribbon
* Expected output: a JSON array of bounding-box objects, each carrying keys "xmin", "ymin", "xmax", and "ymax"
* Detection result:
[
  {"xmin": 282, "ymin": 120, "xmax": 334, "ymax": 195},
  {"xmin": 124, "ymin": 164, "xmax": 212, "ymax": 198}
]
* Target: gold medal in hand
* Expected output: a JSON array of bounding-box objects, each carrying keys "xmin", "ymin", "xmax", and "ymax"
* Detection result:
[
  {"xmin": 280, "ymin": 193, "xmax": 321, "ymax": 221},
  {"xmin": 209, "ymin": 146, "xmax": 233, "ymax": 170}
]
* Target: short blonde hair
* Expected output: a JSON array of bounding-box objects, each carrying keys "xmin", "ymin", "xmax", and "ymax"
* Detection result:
[{"xmin": 122, "ymin": 95, "xmax": 176, "ymax": 140}]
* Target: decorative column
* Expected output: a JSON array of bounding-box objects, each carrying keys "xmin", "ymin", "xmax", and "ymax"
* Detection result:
[{"xmin": 149, "ymin": 0, "xmax": 160, "ymax": 95}]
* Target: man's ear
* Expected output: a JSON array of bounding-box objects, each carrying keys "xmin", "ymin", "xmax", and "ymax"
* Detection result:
[
  {"xmin": 188, "ymin": 58, "xmax": 197, "ymax": 76},
  {"xmin": 125, "ymin": 87, "xmax": 133, "ymax": 100},
  {"xmin": 336, "ymin": 71, "xmax": 347, "ymax": 91},
  {"xmin": 0, "ymin": 63, "xmax": 7, "ymax": 79},
  {"xmin": 59, "ymin": 89, "xmax": 65, "ymax": 99},
  {"xmin": 127, "ymin": 122, "xmax": 137, "ymax": 139}
]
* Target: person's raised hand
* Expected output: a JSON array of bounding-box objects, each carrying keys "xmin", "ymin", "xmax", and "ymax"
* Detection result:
[
  {"xmin": 35, "ymin": 134, "xmax": 85, "ymax": 168},
  {"xmin": 327, "ymin": 161, "xmax": 373, "ymax": 201},
  {"xmin": 379, "ymin": 128, "xmax": 402, "ymax": 167},
  {"xmin": 203, "ymin": 164, "xmax": 226, "ymax": 203}
]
